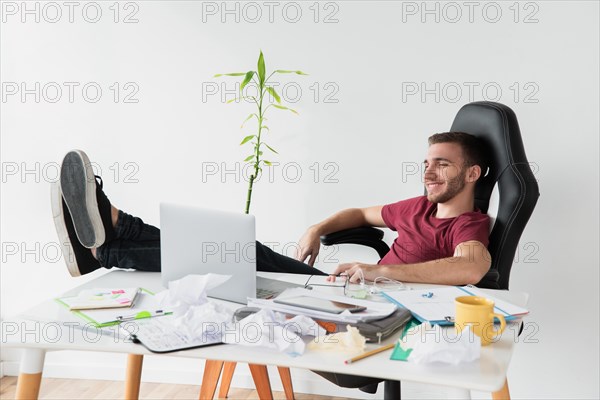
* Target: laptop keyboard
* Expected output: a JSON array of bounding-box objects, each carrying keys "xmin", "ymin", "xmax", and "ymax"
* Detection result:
[
  {"xmin": 255, "ymin": 277, "xmax": 308, "ymax": 299},
  {"xmin": 256, "ymin": 288, "xmax": 278, "ymax": 299}
]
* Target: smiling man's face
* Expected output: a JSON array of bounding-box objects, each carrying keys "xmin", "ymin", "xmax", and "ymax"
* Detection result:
[{"xmin": 423, "ymin": 142, "xmax": 468, "ymax": 204}]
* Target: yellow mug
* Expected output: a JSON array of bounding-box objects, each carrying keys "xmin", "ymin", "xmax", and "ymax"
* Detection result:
[{"xmin": 455, "ymin": 296, "xmax": 506, "ymax": 346}]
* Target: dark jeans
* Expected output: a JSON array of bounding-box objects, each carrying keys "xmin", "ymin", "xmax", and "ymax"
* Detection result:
[{"xmin": 95, "ymin": 210, "xmax": 327, "ymax": 276}]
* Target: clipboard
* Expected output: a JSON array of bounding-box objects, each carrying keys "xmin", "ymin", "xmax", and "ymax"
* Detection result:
[
  {"xmin": 122, "ymin": 315, "xmax": 223, "ymax": 353},
  {"xmin": 381, "ymin": 285, "xmax": 528, "ymax": 326}
]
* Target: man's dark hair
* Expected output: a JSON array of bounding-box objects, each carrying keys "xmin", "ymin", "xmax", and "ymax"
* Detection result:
[{"xmin": 428, "ymin": 131, "xmax": 489, "ymax": 176}]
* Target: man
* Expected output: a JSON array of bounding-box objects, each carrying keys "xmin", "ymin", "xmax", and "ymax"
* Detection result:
[{"xmin": 53, "ymin": 132, "xmax": 491, "ymax": 285}]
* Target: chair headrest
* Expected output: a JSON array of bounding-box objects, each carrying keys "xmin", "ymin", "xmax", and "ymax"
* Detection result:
[{"xmin": 450, "ymin": 101, "xmax": 535, "ymax": 214}]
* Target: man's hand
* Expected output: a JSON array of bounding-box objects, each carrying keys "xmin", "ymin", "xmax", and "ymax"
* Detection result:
[
  {"xmin": 295, "ymin": 226, "xmax": 321, "ymax": 267},
  {"xmin": 327, "ymin": 262, "xmax": 382, "ymax": 283},
  {"xmin": 295, "ymin": 206, "xmax": 386, "ymax": 267}
]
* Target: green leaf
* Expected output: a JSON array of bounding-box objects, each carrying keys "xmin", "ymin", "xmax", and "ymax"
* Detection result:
[
  {"xmin": 265, "ymin": 144, "xmax": 278, "ymax": 154},
  {"xmin": 261, "ymin": 125, "xmax": 270, "ymax": 131},
  {"xmin": 214, "ymin": 72, "xmax": 246, "ymax": 77},
  {"xmin": 266, "ymin": 87, "xmax": 281, "ymax": 103},
  {"xmin": 257, "ymin": 51, "xmax": 266, "ymax": 85},
  {"xmin": 263, "ymin": 160, "xmax": 272, "ymax": 166},
  {"xmin": 273, "ymin": 104, "xmax": 299, "ymax": 114},
  {"xmin": 241, "ymin": 113, "xmax": 257, "ymax": 127},
  {"xmin": 244, "ymin": 155, "xmax": 254, "ymax": 162},
  {"xmin": 240, "ymin": 135, "xmax": 255, "ymax": 145},
  {"xmin": 274, "ymin": 70, "xmax": 308, "ymax": 75},
  {"xmin": 240, "ymin": 71, "xmax": 254, "ymax": 91},
  {"xmin": 227, "ymin": 96, "xmax": 254, "ymax": 104}
]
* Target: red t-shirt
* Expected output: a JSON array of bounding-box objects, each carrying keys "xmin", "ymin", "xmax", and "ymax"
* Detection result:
[{"xmin": 379, "ymin": 196, "xmax": 490, "ymax": 265}]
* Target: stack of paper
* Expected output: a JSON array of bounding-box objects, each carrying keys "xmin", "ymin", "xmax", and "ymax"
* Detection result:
[{"xmin": 248, "ymin": 288, "xmax": 397, "ymax": 323}]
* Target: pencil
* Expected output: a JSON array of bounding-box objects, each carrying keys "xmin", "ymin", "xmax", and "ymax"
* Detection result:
[{"xmin": 344, "ymin": 342, "xmax": 396, "ymax": 364}]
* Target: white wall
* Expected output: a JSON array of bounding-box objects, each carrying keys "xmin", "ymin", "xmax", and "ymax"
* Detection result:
[{"xmin": 1, "ymin": 1, "xmax": 598, "ymax": 398}]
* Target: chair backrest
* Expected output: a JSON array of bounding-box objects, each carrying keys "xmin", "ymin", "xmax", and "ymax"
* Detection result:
[{"xmin": 450, "ymin": 102, "xmax": 539, "ymax": 289}]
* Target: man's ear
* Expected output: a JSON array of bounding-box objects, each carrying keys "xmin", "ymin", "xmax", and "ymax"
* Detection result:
[{"xmin": 466, "ymin": 165, "xmax": 481, "ymax": 183}]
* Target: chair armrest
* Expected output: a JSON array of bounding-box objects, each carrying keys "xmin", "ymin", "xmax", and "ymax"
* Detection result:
[
  {"xmin": 320, "ymin": 227, "xmax": 390, "ymax": 260},
  {"xmin": 476, "ymin": 269, "xmax": 501, "ymax": 289}
]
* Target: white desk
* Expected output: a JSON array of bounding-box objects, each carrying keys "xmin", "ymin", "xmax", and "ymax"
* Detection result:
[{"xmin": 2, "ymin": 270, "xmax": 528, "ymax": 399}]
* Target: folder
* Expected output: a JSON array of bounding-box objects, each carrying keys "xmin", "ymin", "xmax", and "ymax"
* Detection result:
[{"xmin": 56, "ymin": 288, "xmax": 171, "ymax": 328}]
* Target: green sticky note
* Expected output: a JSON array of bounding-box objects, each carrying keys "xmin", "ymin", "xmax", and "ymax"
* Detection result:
[{"xmin": 390, "ymin": 318, "xmax": 421, "ymax": 361}]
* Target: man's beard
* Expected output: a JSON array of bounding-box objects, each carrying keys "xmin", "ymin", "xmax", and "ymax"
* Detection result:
[{"xmin": 426, "ymin": 170, "xmax": 467, "ymax": 204}]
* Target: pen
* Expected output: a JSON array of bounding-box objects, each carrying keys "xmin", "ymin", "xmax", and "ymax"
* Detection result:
[
  {"xmin": 116, "ymin": 310, "xmax": 165, "ymax": 322},
  {"xmin": 344, "ymin": 343, "xmax": 396, "ymax": 364}
]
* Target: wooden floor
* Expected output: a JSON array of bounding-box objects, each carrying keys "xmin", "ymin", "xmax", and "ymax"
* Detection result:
[{"xmin": 0, "ymin": 377, "xmax": 346, "ymax": 400}]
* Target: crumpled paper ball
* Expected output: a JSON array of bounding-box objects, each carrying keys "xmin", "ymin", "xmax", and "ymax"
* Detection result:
[
  {"xmin": 399, "ymin": 322, "xmax": 480, "ymax": 364},
  {"xmin": 308, "ymin": 325, "xmax": 367, "ymax": 352}
]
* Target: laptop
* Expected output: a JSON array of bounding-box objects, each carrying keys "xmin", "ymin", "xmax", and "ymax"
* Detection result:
[{"xmin": 160, "ymin": 203, "xmax": 304, "ymax": 304}]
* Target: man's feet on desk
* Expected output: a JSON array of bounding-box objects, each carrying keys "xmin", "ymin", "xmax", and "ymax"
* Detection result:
[
  {"xmin": 59, "ymin": 149, "xmax": 115, "ymax": 248},
  {"xmin": 51, "ymin": 182, "xmax": 102, "ymax": 277}
]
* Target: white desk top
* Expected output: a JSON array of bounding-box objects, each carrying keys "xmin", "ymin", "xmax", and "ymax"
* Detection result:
[{"xmin": 2, "ymin": 270, "xmax": 528, "ymax": 392}]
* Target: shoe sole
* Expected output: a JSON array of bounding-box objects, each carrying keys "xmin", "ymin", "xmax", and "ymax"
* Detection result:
[
  {"xmin": 60, "ymin": 150, "xmax": 105, "ymax": 248},
  {"xmin": 51, "ymin": 182, "xmax": 81, "ymax": 277}
]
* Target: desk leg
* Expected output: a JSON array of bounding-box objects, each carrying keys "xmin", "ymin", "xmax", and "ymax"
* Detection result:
[
  {"xmin": 276, "ymin": 367, "xmax": 294, "ymax": 400},
  {"xmin": 218, "ymin": 362, "xmax": 237, "ymax": 398},
  {"xmin": 248, "ymin": 364, "xmax": 273, "ymax": 400},
  {"xmin": 125, "ymin": 354, "xmax": 144, "ymax": 400},
  {"xmin": 492, "ymin": 379, "xmax": 511, "ymax": 400},
  {"xmin": 15, "ymin": 348, "xmax": 46, "ymax": 400},
  {"xmin": 200, "ymin": 360, "xmax": 224, "ymax": 400}
]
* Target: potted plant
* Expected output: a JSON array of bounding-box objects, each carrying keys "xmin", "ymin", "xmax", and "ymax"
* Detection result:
[{"xmin": 216, "ymin": 51, "xmax": 307, "ymax": 214}]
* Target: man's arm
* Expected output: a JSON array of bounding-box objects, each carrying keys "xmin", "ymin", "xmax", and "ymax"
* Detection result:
[
  {"xmin": 330, "ymin": 240, "xmax": 491, "ymax": 285},
  {"xmin": 310, "ymin": 206, "xmax": 386, "ymax": 235},
  {"xmin": 296, "ymin": 206, "xmax": 385, "ymax": 266}
]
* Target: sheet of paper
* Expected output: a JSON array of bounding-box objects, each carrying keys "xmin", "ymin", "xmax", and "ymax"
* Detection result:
[
  {"xmin": 382, "ymin": 286, "xmax": 529, "ymax": 323},
  {"xmin": 383, "ymin": 288, "xmax": 461, "ymax": 321},
  {"xmin": 123, "ymin": 314, "xmax": 222, "ymax": 353},
  {"xmin": 460, "ymin": 285, "xmax": 529, "ymax": 316}
]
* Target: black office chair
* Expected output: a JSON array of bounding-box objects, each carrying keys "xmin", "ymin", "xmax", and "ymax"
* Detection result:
[{"xmin": 314, "ymin": 101, "xmax": 540, "ymax": 399}]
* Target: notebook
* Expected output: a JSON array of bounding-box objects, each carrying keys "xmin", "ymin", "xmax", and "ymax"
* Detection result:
[{"xmin": 61, "ymin": 288, "xmax": 140, "ymax": 310}]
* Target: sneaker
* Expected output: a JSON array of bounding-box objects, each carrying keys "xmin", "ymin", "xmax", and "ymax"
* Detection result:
[
  {"xmin": 60, "ymin": 150, "xmax": 115, "ymax": 248},
  {"xmin": 51, "ymin": 182, "xmax": 102, "ymax": 277}
]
